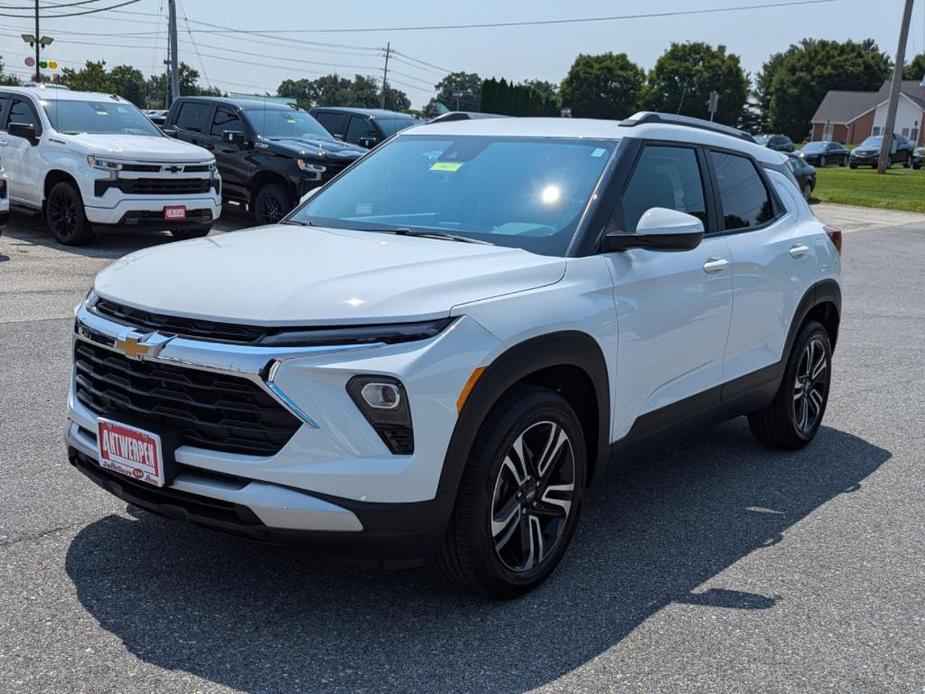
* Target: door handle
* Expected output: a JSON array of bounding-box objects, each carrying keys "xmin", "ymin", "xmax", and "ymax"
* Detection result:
[
  {"xmin": 703, "ymin": 257, "xmax": 730, "ymax": 273},
  {"xmin": 789, "ymin": 244, "xmax": 810, "ymax": 258}
]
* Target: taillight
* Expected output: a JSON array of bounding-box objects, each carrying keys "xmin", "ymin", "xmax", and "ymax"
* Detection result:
[{"xmin": 823, "ymin": 225, "xmax": 843, "ymax": 254}]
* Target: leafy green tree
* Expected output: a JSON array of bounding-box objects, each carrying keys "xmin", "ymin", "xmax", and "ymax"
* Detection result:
[
  {"xmin": 144, "ymin": 63, "xmax": 221, "ymax": 106},
  {"xmin": 108, "ymin": 65, "xmax": 146, "ymax": 107},
  {"xmin": 643, "ymin": 42, "xmax": 748, "ymax": 125},
  {"xmin": 424, "ymin": 71, "xmax": 482, "ymax": 114},
  {"xmin": 767, "ymin": 38, "xmax": 891, "ymax": 139},
  {"xmin": 753, "ymin": 51, "xmax": 785, "ymax": 132},
  {"xmin": 521, "ymin": 79, "xmax": 560, "ymax": 108},
  {"xmin": 904, "ymin": 52, "xmax": 925, "ymax": 81},
  {"xmin": 559, "ymin": 52, "xmax": 645, "ymax": 119},
  {"xmin": 278, "ymin": 74, "xmax": 408, "ymax": 110},
  {"xmin": 383, "ymin": 85, "xmax": 410, "ymax": 111},
  {"xmin": 481, "ymin": 78, "xmax": 559, "ymax": 116},
  {"xmin": 59, "ymin": 61, "xmax": 112, "ymax": 93}
]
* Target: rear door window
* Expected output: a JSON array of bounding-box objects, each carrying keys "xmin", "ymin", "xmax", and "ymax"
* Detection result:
[
  {"xmin": 315, "ymin": 111, "xmax": 347, "ymax": 137},
  {"xmin": 615, "ymin": 145, "xmax": 707, "ymax": 233},
  {"xmin": 175, "ymin": 102, "xmax": 211, "ymax": 133},
  {"xmin": 710, "ymin": 151, "xmax": 776, "ymax": 230}
]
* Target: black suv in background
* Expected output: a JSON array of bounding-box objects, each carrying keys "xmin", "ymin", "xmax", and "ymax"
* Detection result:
[
  {"xmin": 163, "ymin": 97, "xmax": 366, "ymax": 224},
  {"xmin": 309, "ymin": 107, "xmax": 421, "ymax": 148},
  {"xmin": 849, "ymin": 134, "xmax": 915, "ymax": 168},
  {"xmin": 755, "ymin": 134, "xmax": 795, "ymax": 152}
]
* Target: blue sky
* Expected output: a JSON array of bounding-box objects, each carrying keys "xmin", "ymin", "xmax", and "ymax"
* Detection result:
[{"xmin": 0, "ymin": 0, "xmax": 921, "ymax": 107}]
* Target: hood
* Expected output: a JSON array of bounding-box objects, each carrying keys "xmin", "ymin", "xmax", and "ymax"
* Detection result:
[
  {"xmin": 60, "ymin": 133, "xmax": 212, "ymax": 162},
  {"xmin": 265, "ymin": 137, "xmax": 365, "ymax": 161},
  {"xmin": 94, "ymin": 225, "xmax": 566, "ymax": 325}
]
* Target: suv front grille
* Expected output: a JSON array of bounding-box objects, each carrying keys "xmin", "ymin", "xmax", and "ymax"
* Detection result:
[
  {"xmin": 74, "ymin": 341, "xmax": 300, "ymax": 456},
  {"xmin": 93, "ymin": 298, "xmax": 267, "ymax": 343}
]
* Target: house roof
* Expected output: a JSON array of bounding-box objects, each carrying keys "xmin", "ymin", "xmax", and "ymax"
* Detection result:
[{"xmin": 812, "ymin": 80, "xmax": 925, "ymax": 124}]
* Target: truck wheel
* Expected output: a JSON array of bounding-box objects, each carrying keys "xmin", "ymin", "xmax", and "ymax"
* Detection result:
[
  {"xmin": 171, "ymin": 225, "xmax": 211, "ymax": 240},
  {"xmin": 802, "ymin": 182, "xmax": 812, "ymax": 201},
  {"xmin": 46, "ymin": 181, "xmax": 94, "ymax": 246},
  {"xmin": 437, "ymin": 385, "xmax": 587, "ymax": 598},
  {"xmin": 748, "ymin": 320, "xmax": 832, "ymax": 449},
  {"xmin": 254, "ymin": 183, "xmax": 293, "ymax": 226}
]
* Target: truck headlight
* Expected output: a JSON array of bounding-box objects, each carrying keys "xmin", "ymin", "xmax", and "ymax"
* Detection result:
[
  {"xmin": 297, "ymin": 159, "xmax": 326, "ymax": 174},
  {"xmin": 87, "ymin": 155, "xmax": 123, "ymax": 172}
]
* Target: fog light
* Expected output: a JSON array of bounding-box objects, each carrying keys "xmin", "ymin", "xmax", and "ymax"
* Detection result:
[{"xmin": 360, "ymin": 382, "xmax": 401, "ymax": 409}]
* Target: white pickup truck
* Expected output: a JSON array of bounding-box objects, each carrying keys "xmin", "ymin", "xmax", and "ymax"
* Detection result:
[{"xmin": 0, "ymin": 85, "xmax": 221, "ymax": 245}]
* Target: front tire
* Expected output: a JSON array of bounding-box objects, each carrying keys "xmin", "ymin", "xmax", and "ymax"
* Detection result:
[
  {"xmin": 437, "ymin": 385, "xmax": 587, "ymax": 598},
  {"xmin": 748, "ymin": 321, "xmax": 832, "ymax": 449},
  {"xmin": 254, "ymin": 183, "xmax": 293, "ymax": 226},
  {"xmin": 819, "ymin": 156, "xmax": 827, "ymax": 167},
  {"xmin": 46, "ymin": 181, "xmax": 94, "ymax": 246}
]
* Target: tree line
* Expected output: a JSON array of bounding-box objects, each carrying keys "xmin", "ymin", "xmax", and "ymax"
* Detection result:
[{"xmin": 3, "ymin": 37, "xmax": 923, "ymax": 140}]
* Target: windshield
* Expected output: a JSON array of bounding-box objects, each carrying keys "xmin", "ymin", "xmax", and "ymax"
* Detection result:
[
  {"xmin": 244, "ymin": 108, "xmax": 332, "ymax": 141},
  {"xmin": 376, "ymin": 117, "xmax": 420, "ymax": 137},
  {"xmin": 288, "ymin": 135, "xmax": 616, "ymax": 256},
  {"xmin": 801, "ymin": 142, "xmax": 827, "ymax": 153},
  {"xmin": 858, "ymin": 136, "xmax": 882, "ymax": 149},
  {"xmin": 754, "ymin": 135, "xmax": 769, "ymax": 144},
  {"xmin": 42, "ymin": 99, "xmax": 161, "ymax": 136}
]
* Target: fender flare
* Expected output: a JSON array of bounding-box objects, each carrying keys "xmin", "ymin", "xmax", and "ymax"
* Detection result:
[
  {"xmin": 783, "ymin": 279, "xmax": 842, "ymax": 359},
  {"xmin": 436, "ymin": 330, "xmax": 611, "ymax": 496}
]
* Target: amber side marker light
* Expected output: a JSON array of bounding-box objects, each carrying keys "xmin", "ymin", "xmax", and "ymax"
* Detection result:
[
  {"xmin": 824, "ymin": 225, "xmax": 843, "ymax": 253},
  {"xmin": 457, "ymin": 367, "xmax": 486, "ymax": 413}
]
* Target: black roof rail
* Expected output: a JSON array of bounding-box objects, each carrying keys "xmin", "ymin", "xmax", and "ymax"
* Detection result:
[{"xmin": 620, "ymin": 111, "xmax": 756, "ymax": 143}]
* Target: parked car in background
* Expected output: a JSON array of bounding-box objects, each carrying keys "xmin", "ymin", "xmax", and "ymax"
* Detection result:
[
  {"xmin": 144, "ymin": 109, "xmax": 168, "ymax": 126},
  {"xmin": 913, "ymin": 146, "xmax": 924, "ymax": 169},
  {"xmin": 0, "ymin": 160, "xmax": 8, "ymax": 232},
  {"xmin": 796, "ymin": 141, "xmax": 849, "ymax": 167},
  {"xmin": 785, "ymin": 153, "xmax": 816, "ymax": 200},
  {"xmin": 163, "ymin": 97, "xmax": 366, "ymax": 225},
  {"xmin": 309, "ymin": 107, "xmax": 421, "ymax": 148},
  {"xmin": 0, "ymin": 85, "xmax": 220, "ymax": 245},
  {"xmin": 850, "ymin": 134, "xmax": 914, "ymax": 168},
  {"xmin": 755, "ymin": 134, "xmax": 795, "ymax": 152},
  {"xmin": 67, "ymin": 112, "xmax": 842, "ymax": 597}
]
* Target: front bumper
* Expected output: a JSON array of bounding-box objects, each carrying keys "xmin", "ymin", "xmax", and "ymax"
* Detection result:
[
  {"xmin": 84, "ymin": 191, "xmax": 222, "ymax": 226},
  {"xmin": 67, "ymin": 299, "xmax": 499, "ymax": 555}
]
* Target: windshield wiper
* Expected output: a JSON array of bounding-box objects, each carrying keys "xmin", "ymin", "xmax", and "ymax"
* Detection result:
[{"xmin": 380, "ymin": 227, "xmax": 494, "ymax": 245}]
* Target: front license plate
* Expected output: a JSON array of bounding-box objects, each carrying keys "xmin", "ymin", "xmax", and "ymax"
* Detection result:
[
  {"xmin": 163, "ymin": 205, "xmax": 187, "ymax": 221},
  {"xmin": 97, "ymin": 418, "xmax": 165, "ymax": 487}
]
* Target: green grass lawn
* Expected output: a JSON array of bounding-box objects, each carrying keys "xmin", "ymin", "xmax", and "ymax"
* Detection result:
[{"xmin": 813, "ymin": 166, "xmax": 925, "ymax": 213}]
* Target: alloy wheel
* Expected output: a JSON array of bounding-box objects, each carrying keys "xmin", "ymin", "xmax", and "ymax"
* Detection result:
[
  {"xmin": 260, "ymin": 195, "xmax": 285, "ymax": 224},
  {"xmin": 490, "ymin": 420, "xmax": 575, "ymax": 573},
  {"xmin": 48, "ymin": 190, "xmax": 79, "ymax": 240},
  {"xmin": 792, "ymin": 337, "xmax": 828, "ymax": 434}
]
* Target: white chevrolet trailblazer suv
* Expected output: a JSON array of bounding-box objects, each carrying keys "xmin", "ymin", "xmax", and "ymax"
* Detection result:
[
  {"xmin": 0, "ymin": 85, "xmax": 221, "ymax": 245},
  {"xmin": 67, "ymin": 113, "xmax": 842, "ymax": 597}
]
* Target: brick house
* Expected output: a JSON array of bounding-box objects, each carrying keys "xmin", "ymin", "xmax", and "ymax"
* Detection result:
[{"xmin": 810, "ymin": 80, "xmax": 925, "ymax": 145}]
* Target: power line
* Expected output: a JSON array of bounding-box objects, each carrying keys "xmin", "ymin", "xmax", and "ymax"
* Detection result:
[
  {"xmin": 391, "ymin": 51, "xmax": 452, "ymax": 75},
  {"xmin": 0, "ymin": 0, "xmax": 139, "ymax": 18},
  {"xmin": 0, "ymin": 0, "xmax": 104, "ymax": 9},
  {"xmin": 177, "ymin": 0, "xmax": 210, "ymax": 90}
]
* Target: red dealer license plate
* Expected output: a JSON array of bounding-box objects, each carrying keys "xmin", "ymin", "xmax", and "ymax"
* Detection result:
[
  {"xmin": 97, "ymin": 418, "xmax": 165, "ymax": 487},
  {"xmin": 163, "ymin": 205, "xmax": 187, "ymax": 221}
]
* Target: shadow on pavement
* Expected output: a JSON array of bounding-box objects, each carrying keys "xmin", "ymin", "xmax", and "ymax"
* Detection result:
[
  {"xmin": 66, "ymin": 420, "xmax": 889, "ymax": 692},
  {"xmin": 0, "ymin": 207, "xmax": 251, "ymax": 259}
]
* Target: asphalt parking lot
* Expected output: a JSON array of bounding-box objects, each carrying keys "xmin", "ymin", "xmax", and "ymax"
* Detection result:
[{"xmin": 1, "ymin": 207, "xmax": 923, "ymax": 693}]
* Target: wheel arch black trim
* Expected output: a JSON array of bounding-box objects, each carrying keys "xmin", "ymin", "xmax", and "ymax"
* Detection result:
[
  {"xmin": 436, "ymin": 331, "xmax": 611, "ymax": 498},
  {"xmin": 784, "ymin": 279, "xmax": 841, "ymax": 358}
]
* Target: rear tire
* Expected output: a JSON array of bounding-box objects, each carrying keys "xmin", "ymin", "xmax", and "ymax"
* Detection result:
[
  {"xmin": 802, "ymin": 182, "xmax": 813, "ymax": 201},
  {"xmin": 46, "ymin": 181, "xmax": 94, "ymax": 246},
  {"xmin": 437, "ymin": 385, "xmax": 587, "ymax": 598},
  {"xmin": 254, "ymin": 183, "xmax": 293, "ymax": 226},
  {"xmin": 171, "ymin": 225, "xmax": 211, "ymax": 240},
  {"xmin": 748, "ymin": 321, "xmax": 832, "ymax": 449}
]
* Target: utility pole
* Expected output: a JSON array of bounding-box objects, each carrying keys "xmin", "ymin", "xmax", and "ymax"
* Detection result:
[
  {"xmin": 878, "ymin": 0, "xmax": 915, "ymax": 175},
  {"xmin": 33, "ymin": 0, "xmax": 40, "ymax": 82},
  {"xmin": 167, "ymin": 0, "xmax": 180, "ymax": 106},
  {"xmin": 380, "ymin": 42, "xmax": 391, "ymax": 109}
]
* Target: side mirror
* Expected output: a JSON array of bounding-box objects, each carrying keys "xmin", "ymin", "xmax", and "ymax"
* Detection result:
[
  {"xmin": 8, "ymin": 122, "xmax": 38, "ymax": 145},
  {"xmin": 161, "ymin": 126, "xmax": 177, "ymax": 138},
  {"xmin": 333, "ymin": 133, "xmax": 345, "ymax": 141},
  {"xmin": 223, "ymin": 129, "xmax": 246, "ymax": 146},
  {"xmin": 602, "ymin": 208, "xmax": 704, "ymax": 253},
  {"xmin": 359, "ymin": 136, "xmax": 379, "ymax": 149}
]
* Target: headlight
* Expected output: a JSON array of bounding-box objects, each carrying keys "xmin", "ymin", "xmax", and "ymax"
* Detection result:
[
  {"xmin": 257, "ymin": 317, "xmax": 453, "ymax": 347},
  {"xmin": 86, "ymin": 155, "xmax": 123, "ymax": 172},
  {"xmin": 296, "ymin": 159, "xmax": 326, "ymax": 174}
]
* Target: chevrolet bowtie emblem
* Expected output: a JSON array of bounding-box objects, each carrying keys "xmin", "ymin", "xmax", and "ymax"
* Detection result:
[
  {"xmin": 114, "ymin": 336, "xmax": 152, "ymax": 359},
  {"xmin": 113, "ymin": 333, "xmax": 170, "ymax": 360}
]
